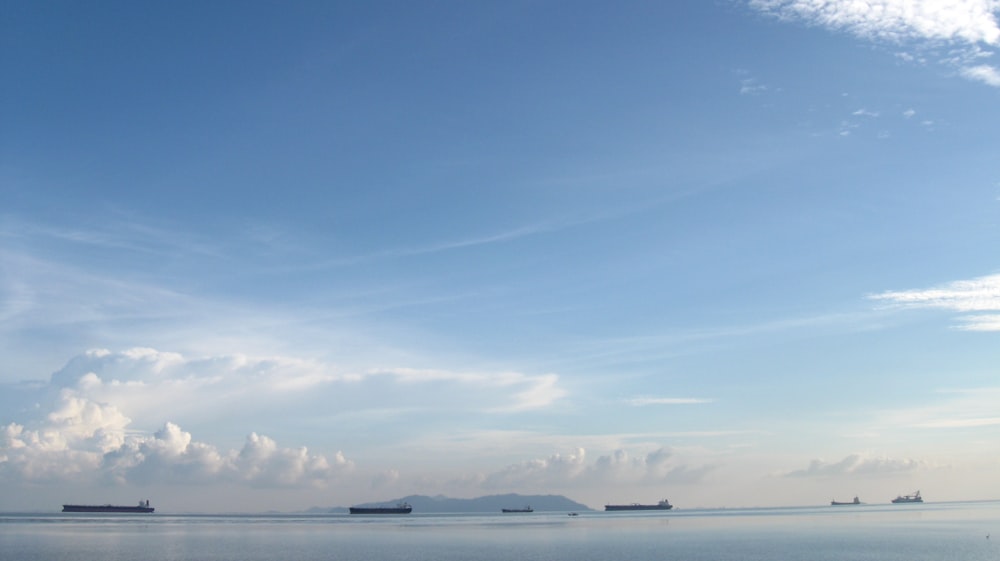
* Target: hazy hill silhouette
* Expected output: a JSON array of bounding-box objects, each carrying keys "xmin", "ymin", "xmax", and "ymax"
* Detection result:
[{"xmin": 311, "ymin": 493, "xmax": 593, "ymax": 514}]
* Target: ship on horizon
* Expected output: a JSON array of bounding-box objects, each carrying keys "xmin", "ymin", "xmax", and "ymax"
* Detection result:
[
  {"xmin": 501, "ymin": 505, "xmax": 533, "ymax": 513},
  {"xmin": 605, "ymin": 499, "xmax": 673, "ymax": 511},
  {"xmin": 831, "ymin": 496, "xmax": 862, "ymax": 505},
  {"xmin": 349, "ymin": 502, "xmax": 412, "ymax": 514},
  {"xmin": 62, "ymin": 500, "xmax": 154, "ymax": 513},
  {"xmin": 891, "ymin": 491, "xmax": 923, "ymax": 504}
]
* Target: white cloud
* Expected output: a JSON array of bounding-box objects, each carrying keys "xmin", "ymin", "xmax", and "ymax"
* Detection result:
[
  {"xmin": 750, "ymin": 0, "xmax": 1000, "ymax": 86},
  {"xmin": 37, "ymin": 348, "xmax": 566, "ymax": 432},
  {"xmin": 3, "ymin": 400, "xmax": 353, "ymax": 488},
  {"xmin": 784, "ymin": 453, "xmax": 924, "ymax": 477},
  {"xmin": 869, "ymin": 273, "xmax": 1000, "ymax": 329},
  {"xmin": 903, "ymin": 108, "xmax": 917, "ymax": 118},
  {"xmin": 740, "ymin": 78, "xmax": 769, "ymax": 95},
  {"xmin": 750, "ymin": 0, "xmax": 1000, "ymax": 45},
  {"xmin": 0, "ymin": 348, "xmax": 568, "ymax": 490},
  {"xmin": 233, "ymin": 432, "xmax": 348, "ymax": 487},
  {"xmin": 957, "ymin": 314, "xmax": 1000, "ymax": 331},
  {"xmin": 961, "ymin": 63, "xmax": 1000, "ymax": 85},
  {"xmin": 373, "ymin": 367, "xmax": 566, "ymax": 411},
  {"xmin": 482, "ymin": 448, "xmax": 588, "ymax": 489}
]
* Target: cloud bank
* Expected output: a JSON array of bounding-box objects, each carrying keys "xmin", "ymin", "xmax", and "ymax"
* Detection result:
[
  {"xmin": 480, "ymin": 447, "xmax": 716, "ymax": 490},
  {"xmin": 1, "ymin": 383, "xmax": 352, "ymax": 488},
  {"xmin": 0, "ymin": 348, "xmax": 566, "ymax": 489},
  {"xmin": 784, "ymin": 453, "xmax": 923, "ymax": 477}
]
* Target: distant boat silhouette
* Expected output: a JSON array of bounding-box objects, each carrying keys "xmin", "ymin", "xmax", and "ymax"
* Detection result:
[
  {"xmin": 831, "ymin": 496, "xmax": 861, "ymax": 506},
  {"xmin": 891, "ymin": 491, "xmax": 922, "ymax": 504}
]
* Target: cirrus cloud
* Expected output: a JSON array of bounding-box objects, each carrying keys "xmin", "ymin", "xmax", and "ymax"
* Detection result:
[{"xmin": 869, "ymin": 273, "xmax": 1000, "ymax": 330}]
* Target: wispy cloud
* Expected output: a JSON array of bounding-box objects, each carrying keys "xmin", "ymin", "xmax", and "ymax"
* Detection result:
[
  {"xmin": 625, "ymin": 397, "xmax": 715, "ymax": 406},
  {"xmin": 740, "ymin": 78, "xmax": 769, "ymax": 95},
  {"xmin": 869, "ymin": 273, "xmax": 1000, "ymax": 329},
  {"xmin": 317, "ymin": 224, "xmax": 550, "ymax": 268},
  {"xmin": 749, "ymin": 0, "xmax": 1000, "ymax": 86},
  {"xmin": 0, "ymin": 213, "xmax": 223, "ymax": 258},
  {"xmin": 876, "ymin": 387, "xmax": 1000, "ymax": 429}
]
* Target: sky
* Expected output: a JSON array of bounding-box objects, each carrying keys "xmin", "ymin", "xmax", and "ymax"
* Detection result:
[{"xmin": 2, "ymin": 0, "xmax": 1000, "ymax": 513}]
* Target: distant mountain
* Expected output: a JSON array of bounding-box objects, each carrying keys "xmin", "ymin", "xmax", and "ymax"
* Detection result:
[{"xmin": 308, "ymin": 493, "xmax": 593, "ymax": 514}]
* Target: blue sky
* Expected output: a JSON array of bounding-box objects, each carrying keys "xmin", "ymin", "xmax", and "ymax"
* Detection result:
[{"xmin": 3, "ymin": 0, "xmax": 1000, "ymax": 512}]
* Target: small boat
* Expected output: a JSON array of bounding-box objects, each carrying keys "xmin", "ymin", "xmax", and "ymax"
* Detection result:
[
  {"xmin": 891, "ymin": 491, "xmax": 923, "ymax": 504},
  {"xmin": 63, "ymin": 500, "xmax": 154, "ymax": 513},
  {"xmin": 502, "ymin": 505, "xmax": 533, "ymax": 513},
  {"xmin": 605, "ymin": 499, "xmax": 673, "ymax": 511},
  {"xmin": 831, "ymin": 496, "xmax": 861, "ymax": 505},
  {"xmin": 567, "ymin": 512, "xmax": 579, "ymax": 516},
  {"xmin": 349, "ymin": 502, "xmax": 412, "ymax": 514}
]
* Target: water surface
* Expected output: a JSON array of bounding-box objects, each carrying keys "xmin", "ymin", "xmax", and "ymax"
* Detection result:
[{"xmin": 2, "ymin": 501, "xmax": 997, "ymax": 561}]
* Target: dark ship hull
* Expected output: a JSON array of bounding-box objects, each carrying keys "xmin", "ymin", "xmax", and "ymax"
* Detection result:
[
  {"xmin": 605, "ymin": 500, "xmax": 673, "ymax": 511},
  {"xmin": 349, "ymin": 502, "xmax": 411, "ymax": 514},
  {"xmin": 831, "ymin": 497, "xmax": 861, "ymax": 505},
  {"xmin": 63, "ymin": 504, "xmax": 154, "ymax": 513}
]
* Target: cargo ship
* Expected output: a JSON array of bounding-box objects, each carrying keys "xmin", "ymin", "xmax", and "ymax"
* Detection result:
[
  {"xmin": 501, "ymin": 505, "xmax": 533, "ymax": 513},
  {"xmin": 349, "ymin": 502, "xmax": 412, "ymax": 514},
  {"xmin": 62, "ymin": 500, "xmax": 154, "ymax": 513},
  {"xmin": 604, "ymin": 499, "xmax": 673, "ymax": 511},
  {"xmin": 831, "ymin": 496, "xmax": 861, "ymax": 505},
  {"xmin": 891, "ymin": 491, "xmax": 923, "ymax": 504}
]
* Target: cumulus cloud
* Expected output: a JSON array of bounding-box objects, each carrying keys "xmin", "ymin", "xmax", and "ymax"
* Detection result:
[
  {"xmin": 3, "ymin": 405, "xmax": 352, "ymax": 488},
  {"xmin": 482, "ymin": 448, "xmax": 588, "ymax": 489},
  {"xmin": 869, "ymin": 273, "xmax": 1000, "ymax": 330},
  {"xmin": 749, "ymin": 0, "xmax": 1000, "ymax": 86},
  {"xmin": 784, "ymin": 454, "xmax": 923, "ymax": 477},
  {"xmin": 0, "ymin": 353, "xmax": 355, "ymax": 488},
  {"xmin": 482, "ymin": 446, "xmax": 715, "ymax": 490},
  {"xmin": 961, "ymin": 64, "xmax": 1000, "ymax": 85},
  {"xmin": 1, "ymin": 347, "xmax": 567, "ymax": 490}
]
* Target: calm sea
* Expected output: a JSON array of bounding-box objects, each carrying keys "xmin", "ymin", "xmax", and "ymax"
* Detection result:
[{"xmin": 2, "ymin": 501, "xmax": 998, "ymax": 561}]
